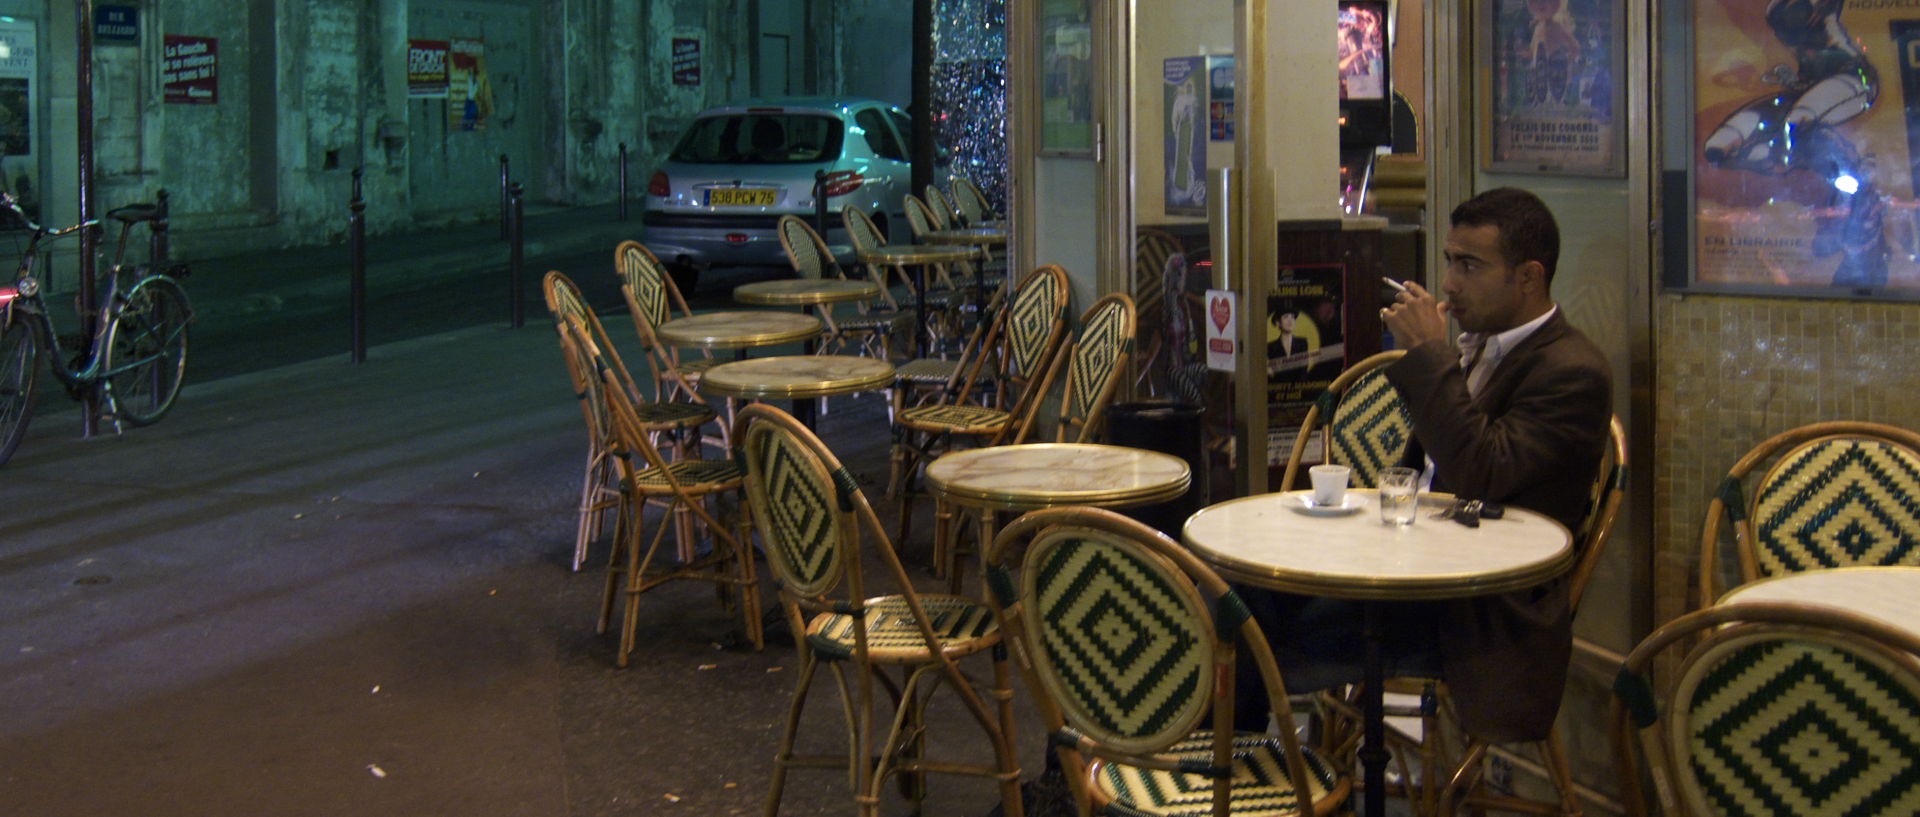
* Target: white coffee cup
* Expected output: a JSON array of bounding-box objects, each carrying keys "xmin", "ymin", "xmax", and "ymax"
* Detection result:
[{"xmin": 1309, "ymin": 464, "xmax": 1351, "ymax": 507}]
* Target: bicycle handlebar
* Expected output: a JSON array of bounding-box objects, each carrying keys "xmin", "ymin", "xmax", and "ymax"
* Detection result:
[{"xmin": 0, "ymin": 191, "xmax": 98, "ymax": 239}]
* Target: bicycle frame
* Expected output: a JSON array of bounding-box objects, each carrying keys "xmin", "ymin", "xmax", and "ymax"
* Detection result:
[{"xmin": 0, "ymin": 198, "xmax": 147, "ymax": 391}]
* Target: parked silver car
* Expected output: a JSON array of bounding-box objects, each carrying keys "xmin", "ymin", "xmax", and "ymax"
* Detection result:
[{"xmin": 641, "ymin": 97, "xmax": 915, "ymax": 289}]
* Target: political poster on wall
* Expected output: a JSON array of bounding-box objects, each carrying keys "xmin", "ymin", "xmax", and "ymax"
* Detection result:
[
  {"xmin": 1692, "ymin": 0, "xmax": 1920, "ymax": 293},
  {"xmin": 161, "ymin": 34, "xmax": 217, "ymax": 105},
  {"xmin": 1484, "ymin": 0, "xmax": 1622, "ymax": 176},
  {"xmin": 1164, "ymin": 56, "xmax": 1208, "ymax": 216},
  {"xmin": 448, "ymin": 38, "xmax": 492, "ymax": 130},
  {"xmin": 407, "ymin": 39, "xmax": 449, "ymax": 98}
]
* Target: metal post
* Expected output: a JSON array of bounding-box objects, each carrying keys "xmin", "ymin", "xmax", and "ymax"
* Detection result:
[
  {"xmin": 349, "ymin": 168, "xmax": 367, "ymax": 364},
  {"xmin": 813, "ymin": 169, "xmax": 828, "ymax": 235},
  {"xmin": 76, "ymin": 0, "xmax": 99, "ymax": 436},
  {"xmin": 498, "ymin": 154, "xmax": 510, "ymax": 239},
  {"xmin": 150, "ymin": 189, "xmax": 170, "ymax": 268},
  {"xmin": 508, "ymin": 181, "xmax": 525, "ymax": 328},
  {"xmin": 618, "ymin": 142, "xmax": 629, "ymax": 221}
]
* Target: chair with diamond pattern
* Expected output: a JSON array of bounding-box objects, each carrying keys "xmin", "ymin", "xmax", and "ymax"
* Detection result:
[
  {"xmin": 544, "ymin": 271, "xmax": 717, "ymax": 572},
  {"xmin": 889, "ymin": 264, "xmax": 1072, "ymax": 549},
  {"xmin": 734, "ymin": 403, "xmax": 1024, "ymax": 817},
  {"xmin": 1130, "ymin": 228, "xmax": 1182, "ymax": 394},
  {"xmin": 1278, "ymin": 350, "xmax": 1412, "ymax": 492},
  {"xmin": 557, "ymin": 316, "xmax": 760, "ymax": 663},
  {"xmin": 985, "ymin": 506, "xmax": 1351, "ymax": 817},
  {"xmin": 777, "ymin": 215, "xmax": 911, "ymax": 361},
  {"xmin": 612, "ymin": 240, "xmax": 720, "ymax": 410},
  {"xmin": 1609, "ymin": 601, "xmax": 1920, "ymax": 817},
  {"xmin": 1697, "ymin": 421, "xmax": 1920, "ymax": 609}
]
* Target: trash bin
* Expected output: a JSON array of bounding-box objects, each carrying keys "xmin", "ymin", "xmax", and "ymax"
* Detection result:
[{"xmin": 1104, "ymin": 400, "xmax": 1209, "ymax": 540}]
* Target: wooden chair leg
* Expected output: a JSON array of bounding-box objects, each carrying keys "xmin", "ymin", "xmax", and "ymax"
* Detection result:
[{"xmin": 763, "ymin": 652, "xmax": 820, "ymax": 817}]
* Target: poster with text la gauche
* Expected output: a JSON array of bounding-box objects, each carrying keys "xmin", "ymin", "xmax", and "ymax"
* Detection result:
[{"xmin": 1693, "ymin": 0, "xmax": 1920, "ymax": 294}]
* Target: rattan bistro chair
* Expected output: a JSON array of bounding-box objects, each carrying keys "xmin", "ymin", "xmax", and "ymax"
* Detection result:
[
  {"xmin": 953, "ymin": 177, "xmax": 994, "ymax": 224},
  {"xmin": 777, "ymin": 214, "xmax": 912, "ymax": 360},
  {"xmin": 1698, "ymin": 421, "xmax": 1920, "ymax": 608},
  {"xmin": 560, "ymin": 317, "xmax": 762, "ymax": 663},
  {"xmin": 889, "ymin": 265, "xmax": 1072, "ymax": 544},
  {"xmin": 1130, "ymin": 228, "xmax": 1182, "ymax": 394},
  {"xmin": 844, "ymin": 204, "xmax": 957, "ymax": 353},
  {"xmin": 544, "ymin": 271, "xmax": 716, "ymax": 572},
  {"xmin": 1609, "ymin": 602, "xmax": 1920, "ymax": 817},
  {"xmin": 1278, "ymin": 350, "xmax": 1412, "ymax": 492},
  {"xmin": 928, "ymin": 292, "xmax": 1137, "ymax": 593},
  {"xmin": 734, "ymin": 404, "xmax": 1024, "ymax": 817},
  {"xmin": 613, "ymin": 240, "xmax": 720, "ymax": 409},
  {"xmin": 986, "ymin": 507, "xmax": 1351, "ymax": 817}
]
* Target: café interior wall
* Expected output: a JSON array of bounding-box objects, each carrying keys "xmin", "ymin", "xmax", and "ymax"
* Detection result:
[
  {"xmin": 1130, "ymin": 0, "xmax": 1232, "ymax": 228},
  {"xmin": 1650, "ymin": 294, "xmax": 1920, "ymax": 638}
]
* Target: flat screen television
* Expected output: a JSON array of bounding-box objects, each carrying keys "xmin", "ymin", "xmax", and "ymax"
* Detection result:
[{"xmin": 1337, "ymin": 0, "xmax": 1392, "ymax": 146}]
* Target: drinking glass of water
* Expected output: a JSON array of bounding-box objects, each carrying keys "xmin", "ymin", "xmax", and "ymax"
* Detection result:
[{"xmin": 1378, "ymin": 467, "xmax": 1419, "ymax": 526}]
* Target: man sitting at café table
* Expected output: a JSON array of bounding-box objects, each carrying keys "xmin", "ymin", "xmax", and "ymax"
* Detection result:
[{"xmin": 1238, "ymin": 186, "xmax": 1612, "ymax": 745}]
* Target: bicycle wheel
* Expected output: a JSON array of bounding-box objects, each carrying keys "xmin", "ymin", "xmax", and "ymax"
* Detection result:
[
  {"xmin": 103, "ymin": 276, "xmax": 190, "ymax": 426},
  {"xmin": 0, "ymin": 317, "xmax": 37, "ymax": 465}
]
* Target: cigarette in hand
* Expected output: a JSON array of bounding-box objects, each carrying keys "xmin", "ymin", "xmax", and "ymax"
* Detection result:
[{"xmin": 1381, "ymin": 276, "xmax": 1408, "ymax": 294}]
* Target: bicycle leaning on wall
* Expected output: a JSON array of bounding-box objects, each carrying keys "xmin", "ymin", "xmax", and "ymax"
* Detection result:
[{"xmin": 0, "ymin": 192, "xmax": 192, "ymax": 465}]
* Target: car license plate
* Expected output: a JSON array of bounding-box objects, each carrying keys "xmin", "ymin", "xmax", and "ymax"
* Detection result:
[{"xmin": 706, "ymin": 188, "xmax": 776, "ymax": 207}]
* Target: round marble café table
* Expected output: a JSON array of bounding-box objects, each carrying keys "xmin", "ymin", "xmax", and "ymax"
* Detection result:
[
  {"xmin": 1182, "ymin": 489, "xmax": 1572, "ymax": 817},
  {"xmin": 699, "ymin": 354, "xmax": 895, "ymax": 430},
  {"xmin": 856, "ymin": 244, "xmax": 983, "ymax": 357},
  {"xmin": 652, "ymin": 310, "xmax": 823, "ymax": 352},
  {"xmin": 1717, "ymin": 565, "xmax": 1920, "ymax": 643},
  {"xmin": 732, "ymin": 278, "xmax": 879, "ymax": 307},
  {"xmin": 924, "ymin": 443, "xmax": 1192, "ymax": 595}
]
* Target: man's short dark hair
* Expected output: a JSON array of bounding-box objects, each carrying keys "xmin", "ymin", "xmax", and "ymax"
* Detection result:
[{"xmin": 1450, "ymin": 187, "xmax": 1559, "ymax": 287}]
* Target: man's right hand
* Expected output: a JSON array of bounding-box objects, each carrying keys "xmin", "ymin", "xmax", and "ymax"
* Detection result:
[{"xmin": 1380, "ymin": 280, "xmax": 1451, "ymax": 348}]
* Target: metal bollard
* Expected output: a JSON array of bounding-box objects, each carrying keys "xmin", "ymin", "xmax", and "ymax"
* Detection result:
[
  {"xmin": 618, "ymin": 142, "xmax": 629, "ymax": 221},
  {"xmin": 508, "ymin": 181, "xmax": 525, "ymax": 328},
  {"xmin": 349, "ymin": 168, "xmax": 367, "ymax": 363},
  {"xmin": 150, "ymin": 188, "xmax": 170, "ymax": 268},
  {"xmin": 498, "ymin": 154, "xmax": 510, "ymax": 239}
]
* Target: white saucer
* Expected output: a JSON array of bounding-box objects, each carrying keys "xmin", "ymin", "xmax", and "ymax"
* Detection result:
[{"xmin": 1287, "ymin": 494, "xmax": 1366, "ymax": 517}]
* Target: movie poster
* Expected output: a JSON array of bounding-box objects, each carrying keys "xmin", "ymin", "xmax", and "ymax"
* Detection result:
[
  {"xmin": 1692, "ymin": 1, "xmax": 1920, "ymax": 293},
  {"xmin": 1164, "ymin": 56, "xmax": 1208, "ymax": 215},
  {"xmin": 448, "ymin": 38, "xmax": 492, "ymax": 130},
  {"xmin": 1487, "ymin": 0, "xmax": 1621, "ymax": 175}
]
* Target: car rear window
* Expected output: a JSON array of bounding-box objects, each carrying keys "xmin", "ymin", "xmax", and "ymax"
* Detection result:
[{"xmin": 668, "ymin": 113, "xmax": 845, "ymax": 164}]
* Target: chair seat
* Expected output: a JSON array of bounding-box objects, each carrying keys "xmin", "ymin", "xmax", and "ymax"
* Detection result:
[
  {"xmin": 804, "ymin": 594, "xmax": 1001, "ymax": 662},
  {"xmin": 628, "ymin": 400, "xmax": 716, "ymax": 429},
  {"xmin": 1093, "ymin": 731, "xmax": 1341, "ymax": 817},
  {"xmin": 626, "ymin": 457, "xmax": 742, "ymax": 493},
  {"xmin": 897, "ymin": 403, "xmax": 1011, "ymax": 435},
  {"xmin": 895, "ymin": 357, "xmax": 962, "ymax": 385}
]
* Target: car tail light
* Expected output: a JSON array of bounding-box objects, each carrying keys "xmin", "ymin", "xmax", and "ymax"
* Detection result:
[
  {"xmin": 725, "ymin": 234, "xmax": 750, "ymax": 245},
  {"xmin": 648, "ymin": 171, "xmax": 670, "ymax": 197},
  {"xmin": 821, "ymin": 170, "xmax": 864, "ymax": 197}
]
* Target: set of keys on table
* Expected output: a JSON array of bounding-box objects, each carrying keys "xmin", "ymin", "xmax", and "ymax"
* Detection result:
[{"xmin": 1436, "ymin": 499, "xmax": 1506, "ymax": 528}]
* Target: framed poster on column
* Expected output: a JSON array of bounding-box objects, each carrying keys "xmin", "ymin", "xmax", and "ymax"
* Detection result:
[
  {"xmin": 1039, "ymin": 0, "xmax": 1092, "ymax": 156},
  {"xmin": 1683, "ymin": 0, "xmax": 1920, "ymax": 296},
  {"xmin": 1480, "ymin": 0, "xmax": 1624, "ymax": 176},
  {"xmin": 1265, "ymin": 264, "xmax": 1348, "ymax": 466}
]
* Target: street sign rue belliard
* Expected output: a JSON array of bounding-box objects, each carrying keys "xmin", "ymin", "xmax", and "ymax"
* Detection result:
[{"xmin": 95, "ymin": 5, "xmax": 138, "ymax": 45}]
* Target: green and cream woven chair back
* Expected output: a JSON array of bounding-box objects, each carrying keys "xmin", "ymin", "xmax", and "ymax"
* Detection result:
[
  {"xmin": 739, "ymin": 405, "xmax": 849, "ymax": 600},
  {"xmin": 1612, "ymin": 603, "xmax": 1920, "ymax": 817},
  {"xmin": 1133, "ymin": 229, "xmax": 1180, "ymax": 335},
  {"xmin": 903, "ymin": 194, "xmax": 938, "ymax": 241},
  {"xmin": 1679, "ymin": 628, "xmax": 1920, "ymax": 817},
  {"xmin": 614, "ymin": 240, "xmax": 670, "ymax": 331},
  {"xmin": 1052, "ymin": 293, "xmax": 1135, "ymax": 443},
  {"xmin": 776, "ymin": 215, "xmax": 836, "ymax": 280},
  {"xmin": 842, "ymin": 204, "xmax": 886, "ymax": 254},
  {"xmin": 1749, "ymin": 435, "xmax": 1920, "ymax": 577},
  {"xmin": 1277, "ymin": 350, "xmax": 1408, "ymax": 492},
  {"xmin": 1326, "ymin": 367, "xmax": 1413, "ymax": 489},
  {"xmin": 952, "ymin": 177, "xmax": 987, "ymax": 224},
  {"xmin": 1022, "ymin": 524, "xmax": 1217, "ymax": 754},
  {"xmin": 1005, "ymin": 264, "xmax": 1070, "ymax": 381},
  {"xmin": 543, "ymin": 269, "xmax": 594, "ymax": 328},
  {"xmin": 1701, "ymin": 423, "xmax": 1920, "ymax": 605},
  {"xmin": 923, "ymin": 185, "xmax": 956, "ymax": 229}
]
